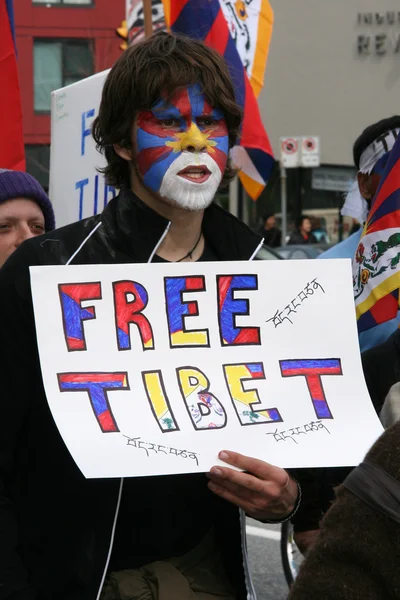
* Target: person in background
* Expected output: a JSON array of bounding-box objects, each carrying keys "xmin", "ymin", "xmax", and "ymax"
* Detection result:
[
  {"xmin": 288, "ymin": 215, "xmax": 317, "ymax": 245},
  {"xmin": 362, "ymin": 327, "xmax": 400, "ymax": 419},
  {"xmin": 320, "ymin": 117, "xmax": 400, "ymax": 260},
  {"xmin": 292, "ymin": 118, "xmax": 400, "ymax": 552},
  {"xmin": 260, "ymin": 212, "xmax": 281, "ymax": 247},
  {"xmin": 310, "ymin": 216, "xmax": 329, "ymax": 244},
  {"xmin": 0, "ymin": 169, "xmax": 55, "ymax": 267},
  {"xmin": 289, "ymin": 421, "xmax": 400, "ymax": 600},
  {"xmin": 319, "ymin": 117, "xmax": 400, "ymax": 353}
]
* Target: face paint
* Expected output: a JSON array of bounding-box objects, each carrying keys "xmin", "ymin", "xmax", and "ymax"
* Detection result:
[{"xmin": 135, "ymin": 84, "xmax": 229, "ymax": 210}]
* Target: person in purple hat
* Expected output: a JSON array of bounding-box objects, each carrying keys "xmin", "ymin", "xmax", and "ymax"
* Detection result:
[{"xmin": 0, "ymin": 169, "xmax": 55, "ymax": 267}]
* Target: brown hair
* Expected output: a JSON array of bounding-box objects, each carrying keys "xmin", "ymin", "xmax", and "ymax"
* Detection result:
[{"xmin": 92, "ymin": 32, "xmax": 242, "ymax": 189}]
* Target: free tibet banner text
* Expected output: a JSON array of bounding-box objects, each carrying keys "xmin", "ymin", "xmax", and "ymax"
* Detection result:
[{"xmin": 30, "ymin": 259, "xmax": 383, "ymax": 478}]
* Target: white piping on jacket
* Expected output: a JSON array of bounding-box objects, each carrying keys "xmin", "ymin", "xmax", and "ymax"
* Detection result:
[
  {"xmin": 249, "ymin": 238, "xmax": 264, "ymax": 262},
  {"xmin": 65, "ymin": 220, "xmax": 172, "ymax": 600},
  {"xmin": 147, "ymin": 221, "xmax": 172, "ymax": 263},
  {"xmin": 66, "ymin": 221, "xmax": 103, "ymax": 265},
  {"xmin": 240, "ymin": 237, "xmax": 264, "ymax": 600},
  {"xmin": 66, "ymin": 220, "xmax": 262, "ymax": 600}
]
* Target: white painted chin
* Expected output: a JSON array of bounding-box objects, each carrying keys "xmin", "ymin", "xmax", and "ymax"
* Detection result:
[{"xmin": 159, "ymin": 152, "xmax": 223, "ymax": 211}]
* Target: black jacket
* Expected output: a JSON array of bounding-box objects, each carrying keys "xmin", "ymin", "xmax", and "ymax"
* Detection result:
[
  {"xmin": 0, "ymin": 189, "xmax": 276, "ymax": 600},
  {"xmin": 288, "ymin": 231, "xmax": 318, "ymax": 245},
  {"xmin": 262, "ymin": 227, "xmax": 281, "ymax": 248},
  {"xmin": 362, "ymin": 329, "xmax": 400, "ymax": 414}
]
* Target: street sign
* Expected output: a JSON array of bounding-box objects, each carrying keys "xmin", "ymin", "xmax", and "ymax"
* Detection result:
[
  {"xmin": 301, "ymin": 136, "xmax": 320, "ymax": 167},
  {"xmin": 312, "ymin": 166, "xmax": 356, "ymax": 192},
  {"xmin": 279, "ymin": 137, "xmax": 300, "ymax": 168}
]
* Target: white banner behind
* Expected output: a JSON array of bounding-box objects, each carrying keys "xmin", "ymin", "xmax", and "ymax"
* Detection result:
[{"xmin": 49, "ymin": 71, "xmax": 116, "ymax": 228}]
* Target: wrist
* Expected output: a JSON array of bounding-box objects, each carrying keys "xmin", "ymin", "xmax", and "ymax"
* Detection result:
[{"xmin": 262, "ymin": 476, "xmax": 302, "ymax": 524}]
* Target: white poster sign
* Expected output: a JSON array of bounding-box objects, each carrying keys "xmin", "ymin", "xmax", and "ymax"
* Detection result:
[
  {"xmin": 280, "ymin": 137, "xmax": 300, "ymax": 168},
  {"xmin": 301, "ymin": 136, "xmax": 321, "ymax": 168},
  {"xmin": 30, "ymin": 260, "xmax": 383, "ymax": 479},
  {"xmin": 49, "ymin": 71, "xmax": 116, "ymax": 228}
]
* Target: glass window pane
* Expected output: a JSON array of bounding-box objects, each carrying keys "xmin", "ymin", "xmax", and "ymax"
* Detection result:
[
  {"xmin": 25, "ymin": 145, "xmax": 50, "ymax": 190},
  {"xmin": 63, "ymin": 0, "xmax": 92, "ymax": 3},
  {"xmin": 63, "ymin": 76, "xmax": 82, "ymax": 87},
  {"xmin": 33, "ymin": 0, "xmax": 60, "ymax": 3},
  {"xmin": 291, "ymin": 250, "xmax": 309, "ymax": 259},
  {"xmin": 64, "ymin": 43, "xmax": 93, "ymax": 79},
  {"xmin": 34, "ymin": 42, "xmax": 62, "ymax": 112}
]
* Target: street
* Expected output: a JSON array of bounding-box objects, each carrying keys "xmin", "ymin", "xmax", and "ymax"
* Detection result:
[{"xmin": 246, "ymin": 519, "xmax": 289, "ymax": 600}]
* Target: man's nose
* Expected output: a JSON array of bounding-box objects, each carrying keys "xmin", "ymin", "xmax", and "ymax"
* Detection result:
[
  {"xmin": 15, "ymin": 224, "xmax": 35, "ymax": 247},
  {"xmin": 181, "ymin": 123, "xmax": 207, "ymax": 153}
]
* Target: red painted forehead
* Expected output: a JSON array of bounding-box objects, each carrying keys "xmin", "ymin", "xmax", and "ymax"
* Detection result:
[{"xmin": 152, "ymin": 85, "xmax": 218, "ymax": 121}]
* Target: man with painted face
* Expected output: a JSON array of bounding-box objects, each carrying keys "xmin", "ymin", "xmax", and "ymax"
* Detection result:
[
  {"xmin": 0, "ymin": 33, "xmax": 300, "ymax": 600},
  {"xmin": 291, "ymin": 118, "xmax": 400, "ymax": 556}
]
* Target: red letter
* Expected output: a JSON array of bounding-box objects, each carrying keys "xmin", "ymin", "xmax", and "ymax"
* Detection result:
[
  {"xmin": 58, "ymin": 372, "xmax": 130, "ymax": 433},
  {"xmin": 280, "ymin": 359, "xmax": 342, "ymax": 419},
  {"xmin": 113, "ymin": 281, "xmax": 154, "ymax": 351}
]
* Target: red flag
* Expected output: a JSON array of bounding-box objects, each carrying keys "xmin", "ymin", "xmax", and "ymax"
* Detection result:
[{"xmin": 0, "ymin": 0, "xmax": 25, "ymax": 170}]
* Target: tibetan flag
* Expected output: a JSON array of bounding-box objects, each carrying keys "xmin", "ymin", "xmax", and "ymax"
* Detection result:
[
  {"xmin": 353, "ymin": 134, "xmax": 400, "ymax": 333},
  {"xmin": 0, "ymin": 0, "xmax": 25, "ymax": 170},
  {"xmin": 162, "ymin": 0, "xmax": 275, "ymax": 200}
]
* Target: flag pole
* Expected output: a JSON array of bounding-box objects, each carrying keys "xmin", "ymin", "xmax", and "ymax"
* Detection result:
[{"xmin": 143, "ymin": 0, "xmax": 153, "ymax": 38}]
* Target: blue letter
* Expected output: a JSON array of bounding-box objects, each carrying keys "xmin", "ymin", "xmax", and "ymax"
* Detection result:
[
  {"xmin": 75, "ymin": 178, "xmax": 89, "ymax": 220},
  {"xmin": 217, "ymin": 275, "xmax": 261, "ymax": 346},
  {"xmin": 93, "ymin": 174, "xmax": 99, "ymax": 214},
  {"xmin": 81, "ymin": 109, "xmax": 95, "ymax": 156}
]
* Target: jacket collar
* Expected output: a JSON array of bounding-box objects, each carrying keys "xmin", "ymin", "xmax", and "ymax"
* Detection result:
[{"xmin": 100, "ymin": 186, "xmax": 263, "ymax": 262}]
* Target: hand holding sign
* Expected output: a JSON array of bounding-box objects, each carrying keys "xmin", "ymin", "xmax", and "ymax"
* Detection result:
[{"xmin": 207, "ymin": 450, "xmax": 298, "ymax": 520}]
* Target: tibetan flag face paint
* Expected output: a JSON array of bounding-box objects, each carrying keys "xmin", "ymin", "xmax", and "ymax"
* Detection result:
[{"xmin": 135, "ymin": 84, "xmax": 229, "ymax": 211}]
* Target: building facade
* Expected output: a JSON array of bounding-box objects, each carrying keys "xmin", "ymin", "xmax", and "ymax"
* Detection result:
[
  {"xmin": 15, "ymin": 0, "xmax": 125, "ymax": 190},
  {"xmin": 257, "ymin": 0, "xmax": 400, "ymax": 240}
]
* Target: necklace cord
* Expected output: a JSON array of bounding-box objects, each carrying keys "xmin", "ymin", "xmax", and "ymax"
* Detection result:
[{"xmin": 176, "ymin": 231, "xmax": 203, "ymax": 262}]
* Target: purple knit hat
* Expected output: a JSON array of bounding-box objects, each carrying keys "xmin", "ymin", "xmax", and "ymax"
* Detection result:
[{"xmin": 0, "ymin": 169, "xmax": 55, "ymax": 231}]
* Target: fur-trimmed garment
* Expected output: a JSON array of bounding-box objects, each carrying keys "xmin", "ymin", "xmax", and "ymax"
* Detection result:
[{"xmin": 289, "ymin": 421, "xmax": 400, "ymax": 600}]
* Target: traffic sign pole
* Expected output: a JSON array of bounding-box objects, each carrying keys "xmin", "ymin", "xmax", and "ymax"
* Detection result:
[
  {"xmin": 279, "ymin": 137, "xmax": 300, "ymax": 246},
  {"xmin": 278, "ymin": 135, "xmax": 320, "ymax": 245},
  {"xmin": 280, "ymin": 165, "xmax": 287, "ymax": 246}
]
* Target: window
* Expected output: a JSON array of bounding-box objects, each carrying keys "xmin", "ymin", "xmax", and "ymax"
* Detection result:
[
  {"xmin": 34, "ymin": 40, "xmax": 93, "ymax": 112},
  {"xmin": 25, "ymin": 145, "xmax": 51, "ymax": 191},
  {"xmin": 33, "ymin": 0, "xmax": 92, "ymax": 5}
]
